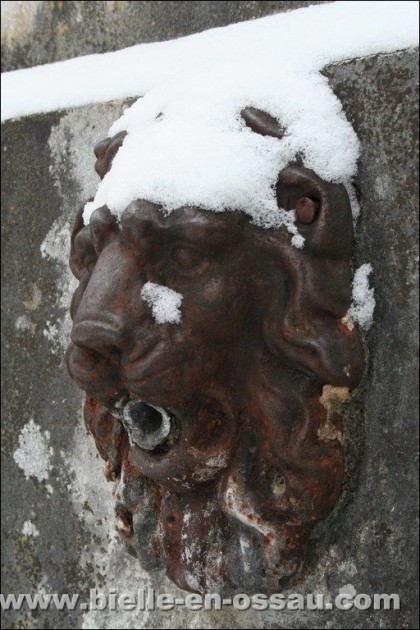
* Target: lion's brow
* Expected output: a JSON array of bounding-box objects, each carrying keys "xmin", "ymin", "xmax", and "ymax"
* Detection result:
[{"xmin": 152, "ymin": 218, "xmax": 240, "ymax": 249}]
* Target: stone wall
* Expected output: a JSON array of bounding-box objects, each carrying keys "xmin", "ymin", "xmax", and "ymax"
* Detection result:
[
  {"xmin": 1, "ymin": 0, "xmax": 329, "ymax": 71},
  {"xmin": 1, "ymin": 3, "xmax": 418, "ymax": 629}
]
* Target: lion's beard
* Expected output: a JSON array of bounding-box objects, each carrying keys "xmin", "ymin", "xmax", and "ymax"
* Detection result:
[{"xmin": 82, "ymin": 356, "xmax": 345, "ymax": 595}]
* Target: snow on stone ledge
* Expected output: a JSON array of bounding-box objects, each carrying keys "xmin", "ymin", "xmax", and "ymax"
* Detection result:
[
  {"xmin": 1, "ymin": 1, "xmax": 418, "ymax": 233},
  {"xmin": 141, "ymin": 282, "xmax": 183, "ymax": 324},
  {"xmin": 2, "ymin": 2, "xmax": 418, "ymax": 124}
]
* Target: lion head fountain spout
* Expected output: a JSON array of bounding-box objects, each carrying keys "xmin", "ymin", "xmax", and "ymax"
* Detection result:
[
  {"xmin": 66, "ymin": 108, "xmax": 364, "ymax": 594},
  {"xmin": 122, "ymin": 400, "xmax": 175, "ymax": 452}
]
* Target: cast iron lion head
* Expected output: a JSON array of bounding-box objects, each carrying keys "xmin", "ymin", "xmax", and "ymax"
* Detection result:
[{"xmin": 66, "ymin": 108, "xmax": 364, "ymax": 594}]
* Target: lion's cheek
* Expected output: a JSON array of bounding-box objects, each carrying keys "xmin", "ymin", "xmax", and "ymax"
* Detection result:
[
  {"xmin": 121, "ymin": 346, "xmax": 227, "ymax": 408},
  {"xmin": 208, "ymin": 270, "xmax": 243, "ymax": 299},
  {"xmin": 66, "ymin": 342, "xmax": 122, "ymax": 401},
  {"xmin": 182, "ymin": 273, "xmax": 247, "ymax": 336}
]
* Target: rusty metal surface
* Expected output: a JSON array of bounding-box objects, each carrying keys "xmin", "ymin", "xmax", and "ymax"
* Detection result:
[{"xmin": 66, "ymin": 109, "xmax": 364, "ymax": 594}]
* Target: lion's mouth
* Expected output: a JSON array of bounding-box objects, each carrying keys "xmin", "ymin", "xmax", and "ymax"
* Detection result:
[{"xmin": 112, "ymin": 394, "xmax": 179, "ymax": 453}]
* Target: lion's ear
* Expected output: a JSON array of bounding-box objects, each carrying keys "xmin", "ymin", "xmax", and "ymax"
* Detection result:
[
  {"xmin": 69, "ymin": 205, "xmax": 97, "ymax": 280},
  {"xmin": 241, "ymin": 106, "xmax": 285, "ymax": 139},
  {"xmin": 276, "ymin": 165, "xmax": 354, "ymax": 259},
  {"xmin": 94, "ymin": 131, "xmax": 127, "ymax": 180},
  {"xmin": 263, "ymin": 166, "xmax": 364, "ymax": 388}
]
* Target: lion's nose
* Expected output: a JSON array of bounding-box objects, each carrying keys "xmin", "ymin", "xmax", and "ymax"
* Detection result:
[{"xmin": 71, "ymin": 320, "xmax": 125, "ymax": 359}]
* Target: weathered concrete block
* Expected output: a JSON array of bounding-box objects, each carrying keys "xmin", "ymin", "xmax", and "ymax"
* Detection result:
[
  {"xmin": 1, "ymin": 0, "xmax": 329, "ymax": 71},
  {"xmin": 1, "ymin": 48, "xmax": 418, "ymax": 630}
]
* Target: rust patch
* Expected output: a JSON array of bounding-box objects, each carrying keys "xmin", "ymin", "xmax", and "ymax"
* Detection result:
[{"xmin": 318, "ymin": 385, "xmax": 349, "ymax": 442}]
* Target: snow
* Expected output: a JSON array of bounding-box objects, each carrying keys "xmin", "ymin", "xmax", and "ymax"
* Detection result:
[
  {"xmin": 22, "ymin": 520, "xmax": 40, "ymax": 537},
  {"xmin": 2, "ymin": 2, "xmax": 417, "ymax": 123},
  {"xmin": 1, "ymin": 2, "xmax": 418, "ymax": 233},
  {"xmin": 13, "ymin": 419, "xmax": 53, "ymax": 482},
  {"xmin": 278, "ymin": 209, "xmax": 305, "ymax": 248},
  {"xmin": 349, "ymin": 263, "xmax": 376, "ymax": 330},
  {"xmin": 141, "ymin": 282, "xmax": 183, "ymax": 324}
]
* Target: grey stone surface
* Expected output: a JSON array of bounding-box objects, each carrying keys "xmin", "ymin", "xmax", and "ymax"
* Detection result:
[
  {"xmin": 1, "ymin": 22, "xmax": 418, "ymax": 630},
  {"xmin": 1, "ymin": 0, "xmax": 330, "ymax": 72}
]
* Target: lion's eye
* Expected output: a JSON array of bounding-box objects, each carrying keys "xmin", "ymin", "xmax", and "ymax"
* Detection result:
[{"xmin": 171, "ymin": 246, "xmax": 206, "ymax": 273}]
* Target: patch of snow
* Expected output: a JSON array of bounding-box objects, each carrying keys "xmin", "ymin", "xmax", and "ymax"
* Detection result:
[
  {"xmin": 141, "ymin": 281, "xmax": 183, "ymax": 324},
  {"xmin": 279, "ymin": 208, "xmax": 305, "ymax": 248},
  {"xmin": 344, "ymin": 182, "xmax": 361, "ymax": 222},
  {"xmin": 349, "ymin": 263, "xmax": 376, "ymax": 330},
  {"xmin": 13, "ymin": 419, "xmax": 53, "ymax": 482},
  {"xmin": 22, "ymin": 520, "xmax": 39, "ymax": 537}
]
